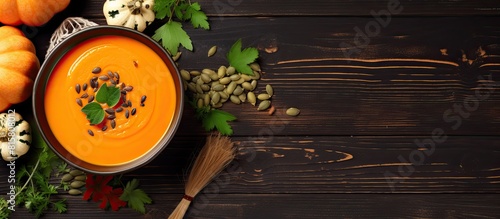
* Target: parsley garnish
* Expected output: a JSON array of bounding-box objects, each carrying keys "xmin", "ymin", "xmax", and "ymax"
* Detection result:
[
  {"xmin": 195, "ymin": 105, "xmax": 237, "ymax": 136},
  {"xmin": 227, "ymin": 39, "xmax": 259, "ymax": 75},
  {"xmin": 81, "ymin": 102, "xmax": 105, "ymax": 125},
  {"xmin": 153, "ymin": 0, "xmax": 210, "ymax": 54}
]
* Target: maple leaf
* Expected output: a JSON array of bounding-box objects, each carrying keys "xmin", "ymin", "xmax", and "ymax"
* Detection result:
[
  {"xmin": 201, "ymin": 109, "xmax": 237, "ymax": 135},
  {"xmin": 120, "ymin": 179, "xmax": 152, "ymax": 214},
  {"xmin": 152, "ymin": 21, "xmax": 193, "ymax": 55},
  {"xmin": 227, "ymin": 39, "xmax": 259, "ymax": 75},
  {"xmin": 99, "ymin": 188, "xmax": 127, "ymax": 211},
  {"xmin": 184, "ymin": 3, "xmax": 209, "ymax": 29}
]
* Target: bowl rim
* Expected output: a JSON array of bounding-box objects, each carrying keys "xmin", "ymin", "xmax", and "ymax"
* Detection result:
[{"xmin": 32, "ymin": 25, "xmax": 184, "ymax": 174}]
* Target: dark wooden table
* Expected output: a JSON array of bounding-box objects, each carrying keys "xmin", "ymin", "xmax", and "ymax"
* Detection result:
[{"xmin": 2, "ymin": 0, "xmax": 500, "ymax": 218}]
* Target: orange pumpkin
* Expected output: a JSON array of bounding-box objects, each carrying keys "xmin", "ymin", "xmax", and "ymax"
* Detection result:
[
  {"xmin": 0, "ymin": 0, "xmax": 70, "ymax": 26},
  {"xmin": 0, "ymin": 26, "xmax": 40, "ymax": 111}
]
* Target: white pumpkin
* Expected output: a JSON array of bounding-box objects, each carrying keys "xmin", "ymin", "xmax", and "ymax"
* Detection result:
[
  {"xmin": 0, "ymin": 112, "xmax": 31, "ymax": 161},
  {"xmin": 103, "ymin": 0, "xmax": 155, "ymax": 32}
]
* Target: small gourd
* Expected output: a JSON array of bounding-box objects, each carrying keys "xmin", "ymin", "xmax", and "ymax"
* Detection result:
[
  {"xmin": 0, "ymin": 112, "xmax": 31, "ymax": 161},
  {"xmin": 103, "ymin": 0, "xmax": 155, "ymax": 32}
]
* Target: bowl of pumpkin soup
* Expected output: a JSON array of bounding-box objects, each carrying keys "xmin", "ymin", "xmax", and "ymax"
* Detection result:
[{"xmin": 32, "ymin": 26, "xmax": 184, "ymax": 174}]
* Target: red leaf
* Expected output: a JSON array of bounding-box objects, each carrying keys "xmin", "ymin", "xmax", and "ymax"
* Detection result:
[{"xmin": 83, "ymin": 174, "xmax": 124, "ymax": 211}]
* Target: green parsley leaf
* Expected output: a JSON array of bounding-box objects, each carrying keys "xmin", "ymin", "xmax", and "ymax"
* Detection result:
[
  {"xmin": 120, "ymin": 179, "xmax": 152, "ymax": 214},
  {"xmin": 152, "ymin": 21, "xmax": 193, "ymax": 55},
  {"xmin": 81, "ymin": 102, "xmax": 105, "ymax": 125},
  {"xmin": 201, "ymin": 109, "xmax": 237, "ymax": 135},
  {"xmin": 96, "ymin": 83, "xmax": 121, "ymax": 107},
  {"xmin": 227, "ymin": 39, "xmax": 259, "ymax": 75},
  {"xmin": 52, "ymin": 200, "xmax": 67, "ymax": 213},
  {"xmin": 184, "ymin": 3, "xmax": 209, "ymax": 29},
  {"xmin": 153, "ymin": 0, "xmax": 175, "ymax": 19}
]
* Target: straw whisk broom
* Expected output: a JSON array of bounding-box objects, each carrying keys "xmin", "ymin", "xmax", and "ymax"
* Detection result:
[{"xmin": 168, "ymin": 133, "xmax": 236, "ymax": 219}]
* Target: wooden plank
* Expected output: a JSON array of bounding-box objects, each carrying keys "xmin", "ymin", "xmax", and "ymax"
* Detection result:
[
  {"xmin": 76, "ymin": 0, "xmax": 500, "ymax": 17},
  {"xmin": 4, "ymin": 136, "xmax": 496, "ymax": 194},
  {"xmin": 24, "ymin": 16, "xmax": 500, "ymax": 136},
  {"xmin": 8, "ymin": 194, "xmax": 500, "ymax": 218}
]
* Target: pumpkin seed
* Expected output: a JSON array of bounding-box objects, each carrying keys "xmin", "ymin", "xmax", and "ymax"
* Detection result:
[
  {"xmin": 233, "ymin": 86, "xmax": 244, "ymax": 96},
  {"xmin": 208, "ymin": 46, "xmax": 217, "ymax": 57},
  {"xmin": 82, "ymin": 83, "xmax": 88, "ymax": 91},
  {"xmin": 114, "ymin": 72, "xmax": 120, "ymax": 80},
  {"xmin": 88, "ymin": 95, "xmax": 94, "ymax": 102},
  {"xmin": 241, "ymin": 74, "xmax": 251, "ymax": 81},
  {"xmin": 250, "ymin": 63, "xmax": 261, "ymax": 72},
  {"xmin": 219, "ymin": 77, "xmax": 231, "ymax": 85},
  {"xmin": 92, "ymin": 67, "xmax": 101, "ymax": 74},
  {"xmin": 116, "ymin": 107, "xmax": 123, "ymax": 112},
  {"xmin": 258, "ymin": 100, "xmax": 271, "ymax": 111},
  {"xmin": 196, "ymin": 77, "xmax": 204, "ymax": 85},
  {"xmin": 229, "ymin": 74, "xmax": 240, "ymax": 81},
  {"xmin": 71, "ymin": 181, "xmax": 85, "ymax": 189},
  {"xmin": 124, "ymin": 86, "xmax": 134, "ymax": 92},
  {"xmin": 128, "ymin": 100, "xmax": 132, "ymax": 107},
  {"xmin": 105, "ymin": 108, "xmax": 115, "ymax": 114},
  {"xmin": 70, "ymin": 169, "xmax": 85, "ymax": 177},
  {"xmin": 172, "ymin": 52, "xmax": 182, "ymax": 61},
  {"xmin": 125, "ymin": 110, "xmax": 130, "ymax": 118},
  {"xmin": 197, "ymin": 98, "xmax": 204, "ymax": 108},
  {"xmin": 190, "ymin": 70, "xmax": 201, "ymax": 76},
  {"xmin": 75, "ymin": 84, "xmax": 81, "ymax": 94},
  {"xmin": 258, "ymin": 93, "xmax": 270, "ymax": 100},
  {"xmin": 251, "ymin": 80, "xmax": 258, "ymax": 90},
  {"xmin": 250, "ymin": 71, "xmax": 261, "ymax": 80},
  {"xmin": 102, "ymin": 125, "xmax": 107, "ymax": 131},
  {"xmin": 107, "ymin": 71, "xmax": 114, "ymax": 78},
  {"xmin": 99, "ymin": 75, "xmax": 109, "ymax": 81},
  {"xmin": 62, "ymin": 174, "xmax": 73, "ymax": 182},
  {"xmin": 217, "ymin": 66, "xmax": 227, "ymax": 78},
  {"xmin": 242, "ymin": 82, "xmax": 253, "ymax": 91},
  {"xmin": 68, "ymin": 189, "xmax": 82, "ymax": 196},
  {"xmin": 110, "ymin": 78, "xmax": 117, "ymax": 85},
  {"xmin": 238, "ymin": 93, "xmax": 246, "ymax": 102},
  {"xmin": 201, "ymin": 84, "xmax": 210, "ymax": 91},
  {"xmin": 247, "ymin": 92, "xmax": 256, "ymax": 106},
  {"xmin": 208, "ymin": 71, "xmax": 219, "ymax": 81},
  {"xmin": 133, "ymin": 60, "xmax": 139, "ymax": 67},
  {"xmin": 122, "ymin": 102, "xmax": 128, "ymax": 108},
  {"xmin": 87, "ymin": 129, "xmax": 94, "ymax": 136},
  {"xmin": 76, "ymin": 98, "xmax": 82, "ymax": 107},
  {"xmin": 212, "ymin": 84, "xmax": 225, "ymax": 91},
  {"xmin": 187, "ymin": 83, "xmax": 196, "ymax": 92},
  {"xmin": 202, "ymin": 68, "xmax": 216, "ymax": 75},
  {"xmin": 212, "ymin": 102, "xmax": 223, "ymax": 108},
  {"xmin": 111, "ymin": 120, "xmax": 116, "ymax": 128},
  {"xmin": 235, "ymin": 77, "xmax": 245, "ymax": 84},
  {"xmin": 131, "ymin": 108, "xmax": 137, "ymax": 115},
  {"xmin": 201, "ymin": 74, "xmax": 211, "ymax": 83},
  {"xmin": 183, "ymin": 80, "xmax": 188, "ymax": 91},
  {"xmin": 230, "ymin": 95, "xmax": 241, "ymax": 104},
  {"xmin": 141, "ymin": 95, "xmax": 147, "ymax": 103},
  {"xmin": 204, "ymin": 94, "xmax": 210, "ymax": 106},
  {"xmin": 196, "ymin": 84, "xmax": 203, "ymax": 94},
  {"xmin": 286, "ymin": 107, "xmax": 300, "ymax": 116},
  {"xmin": 226, "ymin": 66, "xmax": 236, "ymax": 75},
  {"xmin": 181, "ymin": 70, "xmax": 191, "ymax": 81},
  {"xmin": 226, "ymin": 82, "xmax": 237, "ymax": 94},
  {"xmin": 74, "ymin": 175, "xmax": 86, "ymax": 181},
  {"xmin": 107, "ymin": 115, "xmax": 116, "ymax": 120},
  {"xmin": 266, "ymin": 84, "xmax": 274, "ymax": 97},
  {"xmin": 211, "ymin": 92, "xmax": 221, "ymax": 104},
  {"xmin": 220, "ymin": 97, "xmax": 228, "ymax": 103},
  {"xmin": 81, "ymin": 93, "xmax": 89, "ymax": 98},
  {"xmin": 219, "ymin": 91, "xmax": 229, "ymax": 99}
]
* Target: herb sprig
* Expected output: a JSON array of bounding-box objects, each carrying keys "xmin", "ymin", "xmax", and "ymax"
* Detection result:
[
  {"xmin": 81, "ymin": 83, "xmax": 121, "ymax": 125},
  {"xmin": 152, "ymin": 0, "xmax": 210, "ymax": 55}
]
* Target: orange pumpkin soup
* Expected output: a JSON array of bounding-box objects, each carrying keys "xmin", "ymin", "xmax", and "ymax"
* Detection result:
[{"xmin": 45, "ymin": 35, "xmax": 177, "ymax": 166}]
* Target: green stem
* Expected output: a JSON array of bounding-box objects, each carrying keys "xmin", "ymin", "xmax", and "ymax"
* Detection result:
[
  {"xmin": 15, "ymin": 158, "xmax": 40, "ymax": 198},
  {"xmin": 168, "ymin": 0, "xmax": 182, "ymax": 23}
]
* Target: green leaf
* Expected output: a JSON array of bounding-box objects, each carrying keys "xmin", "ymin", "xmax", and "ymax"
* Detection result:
[
  {"xmin": 120, "ymin": 179, "xmax": 152, "ymax": 214},
  {"xmin": 96, "ymin": 83, "xmax": 121, "ymax": 107},
  {"xmin": 52, "ymin": 200, "xmax": 67, "ymax": 213},
  {"xmin": 153, "ymin": 0, "xmax": 175, "ymax": 19},
  {"xmin": 202, "ymin": 109, "xmax": 237, "ymax": 135},
  {"xmin": 185, "ymin": 3, "xmax": 209, "ymax": 29},
  {"xmin": 81, "ymin": 102, "xmax": 105, "ymax": 125},
  {"xmin": 227, "ymin": 39, "xmax": 259, "ymax": 75},
  {"xmin": 152, "ymin": 21, "xmax": 193, "ymax": 55}
]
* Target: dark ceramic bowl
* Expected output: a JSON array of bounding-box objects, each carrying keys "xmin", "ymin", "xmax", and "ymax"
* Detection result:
[{"xmin": 32, "ymin": 26, "xmax": 184, "ymax": 174}]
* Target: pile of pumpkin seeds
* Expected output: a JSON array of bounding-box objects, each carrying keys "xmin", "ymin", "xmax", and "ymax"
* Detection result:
[
  {"xmin": 177, "ymin": 46, "xmax": 300, "ymax": 116},
  {"xmin": 61, "ymin": 169, "xmax": 86, "ymax": 196}
]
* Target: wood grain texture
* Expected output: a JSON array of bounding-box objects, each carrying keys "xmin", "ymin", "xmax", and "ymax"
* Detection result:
[
  {"xmin": 76, "ymin": 0, "xmax": 500, "ymax": 17},
  {"xmin": 7, "ymin": 194, "xmax": 500, "ymax": 218}
]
